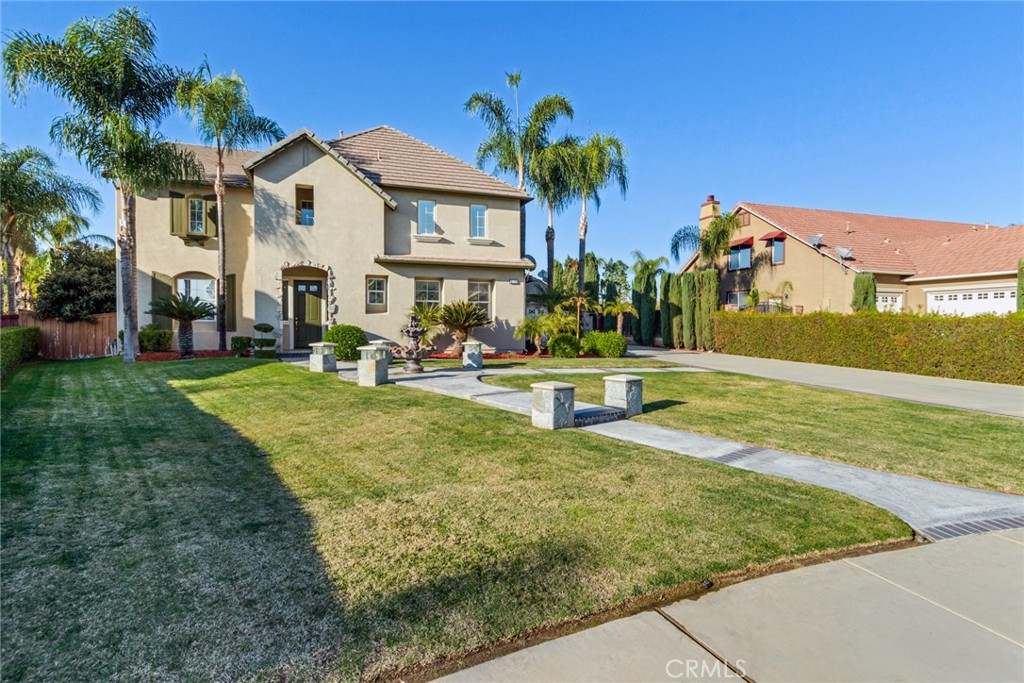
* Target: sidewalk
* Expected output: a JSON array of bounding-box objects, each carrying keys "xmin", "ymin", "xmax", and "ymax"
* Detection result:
[
  {"xmin": 626, "ymin": 347, "xmax": 1024, "ymax": 419},
  {"xmin": 440, "ymin": 529, "xmax": 1024, "ymax": 682}
]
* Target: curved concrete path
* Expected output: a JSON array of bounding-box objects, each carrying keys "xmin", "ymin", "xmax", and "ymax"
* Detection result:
[
  {"xmin": 627, "ymin": 346, "xmax": 1024, "ymax": 418},
  {"xmin": 344, "ymin": 367, "xmax": 1024, "ymax": 539}
]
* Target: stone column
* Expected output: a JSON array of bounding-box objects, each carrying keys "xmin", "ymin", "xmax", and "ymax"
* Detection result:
[
  {"xmin": 357, "ymin": 344, "xmax": 390, "ymax": 387},
  {"xmin": 603, "ymin": 374, "xmax": 643, "ymax": 417},
  {"xmin": 309, "ymin": 342, "xmax": 337, "ymax": 373},
  {"xmin": 530, "ymin": 381, "xmax": 575, "ymax": 430},
  {"xmin": 462, "ymin": 341, "xmax": 484, "ymax": 370}
]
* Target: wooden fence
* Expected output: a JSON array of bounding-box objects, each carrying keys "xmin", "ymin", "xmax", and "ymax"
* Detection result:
[{"xmin": 16, "ymin": 310, "xmax": 118, "ymax": 360}]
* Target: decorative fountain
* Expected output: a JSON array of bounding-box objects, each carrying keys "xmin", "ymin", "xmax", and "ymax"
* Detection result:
[{"xmin": 390, "ymin": 314, "xmax": 434, "ymax": 374}]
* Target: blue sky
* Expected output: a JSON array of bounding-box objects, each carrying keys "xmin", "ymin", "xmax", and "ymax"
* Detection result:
[{"xmin": 2, "ymin": 1, "xmax": 1022, "ymax": 267}]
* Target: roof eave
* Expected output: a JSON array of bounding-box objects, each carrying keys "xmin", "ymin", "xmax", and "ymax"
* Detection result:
[{"xmin": 902, "ymin": 270, "xmax": 1017, "ymax": 283}]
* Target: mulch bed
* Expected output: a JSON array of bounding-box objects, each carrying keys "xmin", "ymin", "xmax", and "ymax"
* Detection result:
[
  {"xmin": 428, "ymin": 352, "xmax": 547, "ymax": 360},
  {"xmin": 137, "ymin": 351, "xmax": 235, "ymax": 362}
]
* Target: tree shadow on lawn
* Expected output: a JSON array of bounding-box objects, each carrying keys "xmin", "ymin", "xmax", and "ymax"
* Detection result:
[{"xmin": 0, "ymin": 358, "xmax": 599, "ymax": 681}]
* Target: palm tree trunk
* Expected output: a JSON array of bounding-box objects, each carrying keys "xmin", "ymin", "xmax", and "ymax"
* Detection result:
[
  {"xmin": 178, "ymin": 319, "xmax": 194, "ymax": 359},
  {"xmin": 532, "ymin": 334, "xmax": 542, "ymax": 357},
  {"xmin": 545, "ymin": 202, "xmax": 555, "ymax": 290},
  {"xmin": 117, "ymin": 188, "xmax": 136, "ymax": 363},
  {"xmin": 452, "ymin": 328, "xmax": 468, "ymax": 357},
  {"xmin": 617, "ymin": 313, "xmax": 624, "ymax": 335},
  {"xmin": 3, "ymin": 222, "xmax": 18, "ymax": 315},
  {"xmin": 577, "ymin": 197, "xmax": 588, "ymax": 295},
  {"xmin": 215, "ymin": 150, "xmax": 227, "ymax": 351}
]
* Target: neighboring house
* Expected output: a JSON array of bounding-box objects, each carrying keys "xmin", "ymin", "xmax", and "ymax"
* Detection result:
[
  {"xmin": 121, "ymin": 126, "xmax": 535, "ymax": 352},
  {"xmin": 524, "ymin": 274, "xmax": 548, "ymax": 318},
  {"xmin": 681, "ymin": 195, "xmax": 1023, "ymax": 315}
]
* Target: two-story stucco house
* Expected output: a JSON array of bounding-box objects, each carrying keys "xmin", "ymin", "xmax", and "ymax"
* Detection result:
[
  {"xmin": 121, "ymin": 126, "xmax": 535, "ymax": 352},
  {"xmin": 681, "ymin": 195, "xmax": 1023, "ymax": 315}
]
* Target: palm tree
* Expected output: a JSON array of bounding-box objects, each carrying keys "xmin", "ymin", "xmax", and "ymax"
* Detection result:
[
  {"xmin": 670, "ymin": 212, "xmax": 742, "ymax": 267},
  {"xmin": 526, "ymin": 283, "xmax": 571, "ymax": 316},
  {"xmin": 630, "ymin": 250, "xmax": 669, "ymax": 282},
  {"xmin": 438, "ymin": 300, "xmax": 491, "ymax": 356},
  {"xmin": 4, "ymin": 7, "xmax": 200, "ymax": 362},
  {"xmin": 529, "ymin": 137, "xmax": 574, "ymax": 288},
  {"xmin": 0, "ymin": 145, "xmax": 101, "ymax": 313},
  {"xmin": 465, "ymin": 70, "xmax": 574, "ymax": 191},
  {"xmin": 177, "ymin": 61, "xmax": 284, "ymax": 351},
  {"xmin": 513, "ymin": 316, "xmax": 546, "ymax": 356},
  {"xmin": 147, "ymin": 294, "xmax": 216, "ymax": 359},
  {"xmin": 559, "ymin": 134, "xmax": 629, "ymax": 294},
  {"xmin": 603, "ymin": 299, "xmax": 637, "ymax": 336}
]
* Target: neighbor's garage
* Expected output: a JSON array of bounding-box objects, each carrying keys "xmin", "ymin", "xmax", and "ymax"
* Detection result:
[{"xmin": 926, "ymin": 285, "xmax": 1017, "ymax": 315}]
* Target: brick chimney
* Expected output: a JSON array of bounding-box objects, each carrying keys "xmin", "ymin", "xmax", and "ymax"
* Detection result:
[{"xmin": 699, "ymin": 194, "xmax": 720, "ymax": 231}]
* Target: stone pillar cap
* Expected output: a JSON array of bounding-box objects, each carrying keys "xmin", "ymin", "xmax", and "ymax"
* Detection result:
[
  {"xmin": 357, "ymin": 343, "xmax": 390, "ymax": 350},
  {"xmin": 603, "ymin": 374, "xmax": 644, "ymax": 382},
  {"xmin": 530, "ymin": 381, "xmax": 576, "ymax": 390}
]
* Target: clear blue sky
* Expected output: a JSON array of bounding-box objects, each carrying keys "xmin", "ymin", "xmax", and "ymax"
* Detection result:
[{"xmin": 2, "ymin": 1, "xmax": 1022, "ymax": 267}]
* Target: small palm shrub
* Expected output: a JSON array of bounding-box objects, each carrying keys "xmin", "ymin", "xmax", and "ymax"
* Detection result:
[
  {"xmin": 323, "ymin": 324, "xmax": 368, "ymax": 361},
  {"xmin": 514, "ymin": 317, "xmax": 546, "ymax": 356},
  {"xmin": 139, "ymin": 324, "xmax": 172, "ymax": 352},
  {"xmin": 439, "ymin": 300, "xmax": 490, "ymax": 356},
  {"xmin": 548, "ymin": 333, "xmax": 581, "ymax": 358},
  {"xmin": 411, "ymin": 303, "xmax": 442, "ymax": 342},
  {"xmin": 147, "ymin": 294, "xmax": 215, "ymax": 358}
]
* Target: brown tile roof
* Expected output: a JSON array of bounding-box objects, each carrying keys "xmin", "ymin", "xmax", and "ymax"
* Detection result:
[
  {"xmin": 174, "ymin": 143, "xmax": 259, "ymax": 187},
  {"xmin": 739, "ymin": 202, "xmax": 1019, "ymax": 275},
  {"xmin": 328, "ymin": 126, "xmax": 530, "ymax": 200},
  {"xmin": 901, "ymin": 225, "xmax": 1024, "ymax": 280}
]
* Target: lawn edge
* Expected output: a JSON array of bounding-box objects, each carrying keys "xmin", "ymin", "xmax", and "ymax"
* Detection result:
[{"xmin": 388, "ymin": 534, "xmax": 919, "ymax": 683}]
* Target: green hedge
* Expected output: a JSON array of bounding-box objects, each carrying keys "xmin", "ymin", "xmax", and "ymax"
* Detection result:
[
  {"xmin": 548, "ymin": 333, "xmax": 582, "ymax": 358},
  {"xmin": 323, "ymin": 324, "xmax": 368, "ymax": 361},
  {"xmin": 581, "ymin": 330, "xmax": 628, "ymax": 358},
  {"xmin": 714, "ymin": 311, "xmax": 1024, "ymax": 385},
  {"xmin": 139, "ymin": 324, "xmax": 172, "ymax": 352},
  {"xmin": 1, "ymin": 326, "xmax": 39, "ymax": 379}
]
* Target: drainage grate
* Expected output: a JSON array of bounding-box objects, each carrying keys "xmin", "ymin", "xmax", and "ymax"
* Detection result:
[
  {"xmin": 713, "ymin": 445, "xmax": 765, "ymax": 464},
  {"xmin": 574, "ymin": 409, "xmax": 626, "ymax": 428},
  {"xmin": 919, "ymin": 516, "xmax": 1024, "ymax": 541}
]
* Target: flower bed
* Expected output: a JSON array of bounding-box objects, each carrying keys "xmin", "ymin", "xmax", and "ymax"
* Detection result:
[{"xmin": 137, "ymin": 351, "xmax": 236, "ymax": 362}]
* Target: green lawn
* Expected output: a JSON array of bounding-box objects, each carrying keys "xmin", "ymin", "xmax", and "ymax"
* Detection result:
[
  {"xmin": 1, "ymin": 359, "xmax": 908, "ymax": 681},
  {"xmin": 485, "ymin": 371, "xmax": 1024, "ymax": 494},
  {"xmin": 421, "ymin": 356, "xmax": 676, "ymax": 370}
]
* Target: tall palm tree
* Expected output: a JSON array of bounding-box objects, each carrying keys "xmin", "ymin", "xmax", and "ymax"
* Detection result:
[
  {"xmin": 465, "ymin": 70, "xmax": 574, "ymax": 191},
  {"xmin": 5, "ymin": 7, "xmax": 200, "ymax": 362},
  {"xmin": 630, "ymin": 250, "xmax": 669, "ymax": 283},
  {"xmin": 670, "ymin": 212, "xmax": 742, "ymax": 267},
  {"xmin": 559, "ymin": 134, "xmax": 629, "ymax": 294},
  {"xmin": 0, "ymin": 145, "xmax": 101, "ymax": 313},
  {"xmin": 529, "ymin": 137, "xmax": 574, "ymax": 288},
  {"xmin": 177, "ymin": 61, "xmax": 284, "ymax": 350}
]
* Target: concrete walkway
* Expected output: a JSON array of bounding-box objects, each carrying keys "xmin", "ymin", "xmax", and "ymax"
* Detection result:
[
  {"xmin": 354, "ymin": 368, "xmax": 1024, "ymax": 538},
  {"xmin": 626, "ymin": 346, "xmax": 1024, "ymax": 419},
  {"xmin": 441, "ymin": 529, "xmax": 1024, "ymax": 682}
]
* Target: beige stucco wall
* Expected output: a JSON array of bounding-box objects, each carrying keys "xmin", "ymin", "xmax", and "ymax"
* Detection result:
[{"xmin": 128, "ymin": 185, "xmax": 255, "ymax": 350}]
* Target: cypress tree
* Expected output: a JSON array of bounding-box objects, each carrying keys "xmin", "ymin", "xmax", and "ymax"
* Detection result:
[
  {"xmin": 1017, "ymin": 259, "xmax": 1023, "ymax": 312},
  {"xmin": 659, "ymin": 272, "xmax": 672, "ymax": 347},
  {"xmin": 584, "ymin": 252, "xmax": 600, "ymax": 301},
  {"xmin": 700, "ymin": 269, "xmax": 719, "ymax": 350},
  {"xmin": 639, "ymin": 274, "xmax": 657, "ymax": 345},
  {"xmin": 852, "ymin": 272, "xmax": 878, "ymax": 312},
  {"xmin": 681, "ymin": 272, "xmax": 697, "ymax": 349},
  {"xmin": 631, "ymin": 274, "xmax": 643, "ymax": 340},
  {"xmin": 669, "ymin": 273, "xmax": 684, "ymax": 348}
]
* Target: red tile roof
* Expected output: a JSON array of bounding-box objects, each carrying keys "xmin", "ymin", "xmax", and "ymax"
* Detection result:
[{"xmin": 739, "ymin": 202, "xmax": 1021, "ymax": 276}]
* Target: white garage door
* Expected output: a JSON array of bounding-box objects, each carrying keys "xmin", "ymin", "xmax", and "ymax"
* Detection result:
[
  {"xmin": 876, "ymin": 293, "xmax": 904, "ymax": 312},
  {"xmin": 927, "ymin": 287, "xmax": 1017, "ymax": 316}
]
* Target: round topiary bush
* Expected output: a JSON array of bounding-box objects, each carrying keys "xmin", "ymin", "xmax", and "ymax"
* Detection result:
[
  {"xmin": 323, "ymin": 324, "xmax": 368, "ymax": 361},
  {"xmin": 548, "ymin": 333, "xmax": 581, "ymax": 358},
  {"xmin": 595, "ymin": 331, "xmax": 628, "ymax": 358},
  {"xmin": 581, "ymin": 331, "xmax": 601, "ymax": 356}
]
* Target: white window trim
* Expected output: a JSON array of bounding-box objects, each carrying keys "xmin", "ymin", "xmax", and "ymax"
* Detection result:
[
  {"xmin": 416, "ymin": 199, "xmax": 437, "ymax": 236},
  {"xmin": 176, "ymin": 276, "xmax": 217, "ymax": 321},
  {"xmin": 366, "ymin": 277, "xmax": 387, "ymax": 307},
  {"xmin": 414, "ymin": 279, "xmax": 443, "ymax": 307},
  {"xmin": 470, "ymin": 204, "xmax": 487, "ymax": 239},
  {"xmin": 468, "ymin": 280, "xmax": 492, "ymax": 318},
  {"xmin": 187, "ymin": 197, "xmax": 205, "ymax": 234}
]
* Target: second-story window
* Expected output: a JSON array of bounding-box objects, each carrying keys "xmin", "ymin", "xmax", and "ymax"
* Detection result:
[
  {"xmin": 296, "ymin": 186, "xmax": 314, "ymax": 226},
  {"xmin": 771, "ymin": 239, "xmax": 785, "ymax": 264},
  {"xmin": 188, "ymin": 198, "xmax": 205, "ymax": 234},
  {"xmin": 470, "ymin": 205, "xmax": 487, "ymax": 238},
  {"xmin": 728, "ymin": 244, "xmax": 751, "ymax": 270},
  {"xmin": 417, "ymin": 200, "xmax": 436, "ymax": 235}
]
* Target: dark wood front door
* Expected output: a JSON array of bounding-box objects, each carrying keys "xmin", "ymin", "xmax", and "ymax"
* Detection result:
[{"xmin": 293, "ymin": 280, "xmax": 323, "ymax": 349}]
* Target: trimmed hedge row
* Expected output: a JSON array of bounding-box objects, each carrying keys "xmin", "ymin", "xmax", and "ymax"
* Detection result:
[
  {"xmin": 1, "ymin": 326, "xmax": 39, "ymax": 379},
  {"xmin": 581, "ymin": 330, "xmax": 628, "ymax": 358},
  {"xmin": 714, "ymin": 311, "xmax": 1024, "ymax": 385}
]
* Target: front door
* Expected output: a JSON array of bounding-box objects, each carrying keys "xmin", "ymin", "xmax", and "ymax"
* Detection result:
[{"xmin": 293, "ymin": 280, "xmax": 323, "ymax": 349}]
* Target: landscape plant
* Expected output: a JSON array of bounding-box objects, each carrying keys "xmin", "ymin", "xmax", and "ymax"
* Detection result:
[
  {"xmin": 681, "ymin": 272, "xmax": 697, "ymax": 349},
  {"xmin": 630, "ymin": 251, "xmax": 667, "ymax": 345},
  {"xmin": 230, "ymin": 335, "xmax": 252, "ymax": 357},
  {"xmin": 138, "ymin": 324, "xmax": 172, "ymax": 352},
  {"xmin": 4, "ymin": 7, "xmax": 203, "ymax": 361},
  {"xmin": 0, "ymin": 325, "xmax": 38, "ymax": 378},
  {"xmin": 582, "ymin": 330, "xmax": 628, "ymax": 357},
  {"xmin": 547, "ymin": 332, "xmax": 581, "ymax": 358},
  {"xmin": 659, "ymin": 272, "xmax": 673, "ymax": 347},
  {"xmin": 602, "ymin": 299, "xmax": 636, "ymax": 336},
  {"xmin": 253, "ymin": 322, "xmax": 277, "ymax": 359},
  {"xmin": 852, "ymin": 272, "xmax": 878, "ymax": 312},
  {"xmin": 146, "ymin": 294, "xmax": 216, "ymax": 359},
  {"xmin": 699, "ymin": 269, "xmax": 719, "ymax": 350},
  {"xmin": 32, "ymin": 243, "xmax": 115, "ymax": 322},
  {"xmin": 438, "ymin": 300, "xmax": 490, "ymax": 356},
  {"xmin": 513, "ymin": 316, "xmax": 546, "ymax": 356},
  {"xmin": 323, "ymin": 323, "xmax": 368, "ymax": 361},
  {"xmin": 1017, "ymin": 259, "xmax": 1023, "ymax": 312},
  {"xmin": 669, "ymin": 273, "xmax": 684, "ymax": 348},
  {"xmin": 177, "ymin": 60, "xmax": 284, "ymax": 350}
]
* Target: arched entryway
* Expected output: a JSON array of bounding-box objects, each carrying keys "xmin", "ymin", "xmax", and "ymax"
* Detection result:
[{"xmin": 277, "ymin": 261, "xmax": 336, "ymax": 350}]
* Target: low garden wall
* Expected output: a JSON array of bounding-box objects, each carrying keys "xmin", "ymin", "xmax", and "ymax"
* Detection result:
[
  {"xmin": 713, "ymin": 311, "xmax": 1024, "ymax": 385},
  {"xmin": 1, "ymin": 326, "xmax": 39, "ymax": 379}
]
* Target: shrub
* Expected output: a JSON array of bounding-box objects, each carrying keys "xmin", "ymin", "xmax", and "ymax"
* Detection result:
[
  {"xmin": 1017, "ymin": 259, "xmax": 1023, "ymax": 312},
  {"xmin": 0, "ymin": 326, "xmax": 38, "ymax": 379},
  {"xmin": 698, "ymin": 269, "xmax": 718, "ymax": 350},
  {"xmin": 852, "ymin": 273, "xmax": 877, "ymax": 312},
  {"xmin": 230, "ymin": 336, "xmax": 252, "ymax": 357},
  {"xmin": 595, "ymin": 331, "xmax": 628, "ymax": 358},
  {"xmin": 439, "ymin": 301, "xmax": 490, "ymax": 356},
  {"xmin": 681, "ymin": 272, "xmax": 697, "ymax": 349},
  {"xmin": 659, "ymin": 272, "xmax": 673, "ymax": 347},
  {"xmin": 253, "ymin": 349, "xmax": 278, "ymax": 359},
  {"xmin": 581, "ymin": 331, "xmax": 600, "ymax": 355},
  {"xmin": 323, "ymin": 324, "xmax": 368, "ymax": 361},
  {"xmin": 253, "ymin": 338, "xmax": 277, "ymax": 349},
  {"xmin": 713, "ymin": 311, "xmax": 1024, "ymax": 385},
  {"xmin": 640, "ymin": 275, "xmax": 657, "ymax": 346},
  {"xmin": 138, "ymin": 324, "xmax": 172, "ymax": 352},
  {"xmin": 548, "ymin": 333, "xmax": 581, "ymax": 358},
  {"xmin": 254, "ymin": 323, "xmax": 274, "ymax": 334}
]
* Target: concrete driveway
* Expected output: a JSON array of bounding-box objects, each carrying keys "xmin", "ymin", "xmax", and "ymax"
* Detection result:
[
  {"xmin": 441, "ymin": 530, "xmax": 1024, "ymax": 682},
  {"xmin": 627, "ymin": 348, "xmax": 1024, "ymax": 419}
]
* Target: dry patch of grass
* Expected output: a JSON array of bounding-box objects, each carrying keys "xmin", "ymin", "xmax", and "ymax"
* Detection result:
[
  {"xmin": 485, "ymin": 371, "xmax": 1024, "ymax": 494},
  {"xmin": 2, "ymin": 359, "xmax": 908, "ymax": 681}
]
